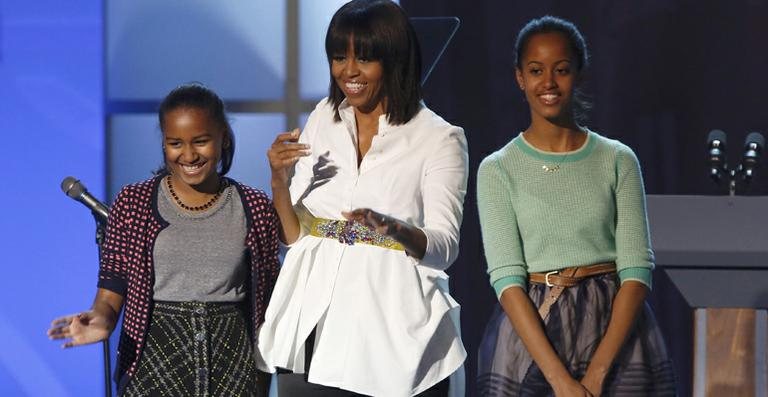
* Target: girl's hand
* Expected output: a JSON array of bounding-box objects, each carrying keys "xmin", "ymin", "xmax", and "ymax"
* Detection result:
[
  {"xmin": 47, "ymin": 310, "xmax": 112, "ymax": 348},
  {"xmin": 580, "ymin": 368, "xmax": 606, "ymax": 396},
  {"xmin": 552, "ymin": 376, "xmax": 594, "ymax": 397},
  {"xmin": 267, "ymin": 128, "xmax": 311, "ymax": 186}
]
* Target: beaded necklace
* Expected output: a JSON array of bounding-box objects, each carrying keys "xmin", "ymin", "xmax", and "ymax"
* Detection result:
[{"xmin": 166, "ymin": 175, "xmax": 225, "ymax": 212}]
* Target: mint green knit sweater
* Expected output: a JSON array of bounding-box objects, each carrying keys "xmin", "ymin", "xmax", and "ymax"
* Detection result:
[{"xmin": 477, "ymin": 130, "xmax": 654, "ymax": 297}]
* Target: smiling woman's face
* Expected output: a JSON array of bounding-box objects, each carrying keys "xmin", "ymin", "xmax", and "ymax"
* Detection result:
[{"xmin": 331, "ymin": 38, "xmax": 385, "ymax": 116}]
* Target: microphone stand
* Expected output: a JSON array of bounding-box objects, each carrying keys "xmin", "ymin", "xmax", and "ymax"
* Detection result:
[
  {"xmin": 93, "ymin": 214, "xmax": 112, "ymax": 397},
  {"xmin": 725, "ymin": 163, "xmax": 759, "ymax": 196},
  {"xmin": 728, "ymin": 169, "xmax": 737, "ymax": 197}
]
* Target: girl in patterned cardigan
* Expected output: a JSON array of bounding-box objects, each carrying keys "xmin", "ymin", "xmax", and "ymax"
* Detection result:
[{"xmin": 48, "ymin": 84, "xmax": 280, "ymax": 396}]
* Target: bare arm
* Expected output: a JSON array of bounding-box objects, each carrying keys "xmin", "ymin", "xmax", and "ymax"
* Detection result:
[
  {"xmin": 580, "ymin": 280, "xmax": 648, "ymax": 395},
  {"xmin": 92, "ymin": 288, "xmax": 123, "ymax": 325},
  {"xmin": 48, "ymin": 288, "xmax": 124, "ymax": 348},
  {"xmin": 267, "ymin": 129, "xmax": 311, "ymax": 244},
  {"xmin": 500, "ymin": 286, "xmax": 593, "ymax": 396},
  {"xmin": 270, "ymin": 181, "xmax": 301, "ymax": 245}
]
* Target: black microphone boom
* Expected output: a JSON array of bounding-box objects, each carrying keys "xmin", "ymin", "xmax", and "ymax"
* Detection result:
[
  {"xmin": 741, "ymin": 132, "xmax": 764, "ymax": 181},
  {"xmin": 707, "ymin": 129, "xmax": 727, "ymax": 182},
  {"xmin": 61, "ymin": 176, "xmax": 109, "ymax": 223}
]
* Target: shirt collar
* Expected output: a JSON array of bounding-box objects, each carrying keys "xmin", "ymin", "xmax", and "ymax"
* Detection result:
[{"xmin": 338, "ymin": 99, "xmax": 395, "ymax": 137}]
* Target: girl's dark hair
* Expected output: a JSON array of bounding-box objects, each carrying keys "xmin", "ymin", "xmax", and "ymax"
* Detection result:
[
  {"xmin": 514, "ymin": 16, "xmax": 592, "ymax": 123},
  {"xmin": 325, "ymin": 0, "xmax": 422, "ymax": 125},
  {"xmin": 157, "ymin": 83, "xmax": 235, "ymax": 175}
]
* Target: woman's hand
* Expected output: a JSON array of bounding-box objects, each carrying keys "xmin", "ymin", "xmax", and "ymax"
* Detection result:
[
  {"xmin": 342, "ymin": 208, "xmax": 426, "ymax": 259},
  {"xmin": 342, "ymin": 208, "xmax": 399, "ymax": 236},
  {"xmin": 47, "ymin": 309, "xmax": 114, "ymax": 348},
  {"xmin": 267, "ymin": 128, "xmax": 311, "ymax": 187},
  {"xmin": 267, "ymin": 128, "xmax": 311, "ymax": 244}
]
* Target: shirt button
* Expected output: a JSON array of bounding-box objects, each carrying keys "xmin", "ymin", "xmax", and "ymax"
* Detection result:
[
  {"xmin": 195, "ymin": 331, "xmax": 206, "ymax": 341},
  {"xmin": 195, "ymin": 307, "xmax": 205, "ymax": 315}
]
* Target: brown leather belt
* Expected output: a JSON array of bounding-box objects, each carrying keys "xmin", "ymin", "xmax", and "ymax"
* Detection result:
[{"xmin": 529, "ymin": 262, "xmax": 616, "ymax": 320}]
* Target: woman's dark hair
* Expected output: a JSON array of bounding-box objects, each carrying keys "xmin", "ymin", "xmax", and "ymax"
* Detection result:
[
  {"xmin": 514, "ymin": 16, "xmax": 592, "ymax": 123},
  {"xmin": 325, "ymin": 0, "xmax": 422, "ymax": 125},
  {"xmin": 157, "ymin": 83, "xmax": 235, "ymax": 175}
]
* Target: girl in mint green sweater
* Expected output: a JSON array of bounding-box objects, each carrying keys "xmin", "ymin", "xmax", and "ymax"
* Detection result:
[{"xmin": 476, "ymin": 16, "xmax": 676, "ymax": 397}]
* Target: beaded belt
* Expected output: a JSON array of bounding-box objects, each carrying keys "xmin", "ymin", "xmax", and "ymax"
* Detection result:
[{"xmin": 309, "ymin": 218, "xmax": 405, "ymax": 251}]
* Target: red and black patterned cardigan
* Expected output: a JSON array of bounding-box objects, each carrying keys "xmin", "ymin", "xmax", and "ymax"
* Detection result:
[{"xmin": 97, "ymin": 175, "xmax": 280, "ymax": 389}]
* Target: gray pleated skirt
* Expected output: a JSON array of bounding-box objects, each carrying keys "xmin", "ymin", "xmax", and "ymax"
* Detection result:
[
  {"xmin": 478, "ymin": 274, "xmax": 677, "ymax": 396},
  {"xmin": 122, "ymin": 301, "xmax": 257, "ymax": 397}
]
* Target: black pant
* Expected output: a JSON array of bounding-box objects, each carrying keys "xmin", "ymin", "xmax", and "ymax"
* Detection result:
[
  {"xmin": 277, "ymin": 372, "xmax": 449, "ymax": 397},
  {"xmin": 277, "ymin": 329, "xmax": 450, "ymax": 396}
]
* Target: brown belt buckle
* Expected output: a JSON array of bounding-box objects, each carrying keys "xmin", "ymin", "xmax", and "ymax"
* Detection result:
[{"xmin": 545, "ymin": 270, "xmax": 558, "ymax": 287}]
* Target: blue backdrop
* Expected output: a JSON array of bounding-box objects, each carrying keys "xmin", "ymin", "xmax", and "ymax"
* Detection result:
[{"xmin": 1, "ymin": 1, "xmax": 104, "ymax": 395}]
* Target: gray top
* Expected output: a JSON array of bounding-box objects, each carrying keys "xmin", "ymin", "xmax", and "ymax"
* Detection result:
[{"xmin": 153, "ymin": 180, "xmax": 248, "ymax": 302}]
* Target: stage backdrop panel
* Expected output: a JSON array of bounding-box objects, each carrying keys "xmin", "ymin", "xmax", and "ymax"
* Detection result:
[{"xmin": 106, "ymin": 0, "xmax": 285, "ymax": 101}]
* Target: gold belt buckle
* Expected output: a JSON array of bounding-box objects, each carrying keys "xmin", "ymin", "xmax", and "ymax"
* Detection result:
[{"xmin": 545, "ymin": 270, "xmax": 558, "ymax": 287}]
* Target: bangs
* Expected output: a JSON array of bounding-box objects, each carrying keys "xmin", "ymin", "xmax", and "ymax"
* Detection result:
[
  {"xmin": 325, "ymin": 17, "xmax": 382, "ymax": 61},
  {"xmin": 325, "ymin": 0, "xmax": 422, "ymax": 125}
]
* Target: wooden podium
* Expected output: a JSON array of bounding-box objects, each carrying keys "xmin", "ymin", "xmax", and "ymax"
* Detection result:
[{"xmin": 647, "ymin": 195, "xmax": 768, "ymax": 397}]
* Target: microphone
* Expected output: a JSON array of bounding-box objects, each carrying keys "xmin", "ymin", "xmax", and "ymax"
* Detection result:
[
  {"xmin": 706, "ymin": 129, "xmax": 727, "ymax": 182},
  {"xmin": 741, "ymin": 132, "xmax": 764, "ymax": 181},
  {"xmin": 61, "ymin": 176, "xmax": 109, "ymax": 223}
]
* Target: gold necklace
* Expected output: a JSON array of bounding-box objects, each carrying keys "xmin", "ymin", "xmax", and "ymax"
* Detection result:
[
  {"xmin": 542, "ymin": 153, "xmax": 569, "ymax": 173},
  {"xmin": 166, "ymin": 176, "xmax": 225, "ymax": 211},
  {"xmin": 529, "ymin": 130, "xmax": 585, "ymax": 173}
]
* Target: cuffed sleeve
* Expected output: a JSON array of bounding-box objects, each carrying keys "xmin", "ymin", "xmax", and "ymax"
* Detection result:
[
  {"xmin": 418, "ymin": 127, "xmax": 469, "ymax": 270},
  {"xmin": 614, "ymin": 146, "xmax": 654, "ymax": 286},
  {"xmin": 618, "ymin": 267, "xmax": 652, "ymax": 289},
  {"xmin": 477, "ymin": 156, "xmax": 528, "ymax": 299},
  {"xmin": 494, "ymin": 276, "xmax": 527, "ymax": 297}
]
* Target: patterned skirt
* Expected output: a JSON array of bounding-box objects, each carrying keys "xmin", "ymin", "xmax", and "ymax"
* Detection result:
[
  {"xmin": 477, "ymin": 274, "xmax": 677, "ymax": 396},
  {"xmin": 122, "ymin": 301, "xmax": 258, "ymax": 397}
]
